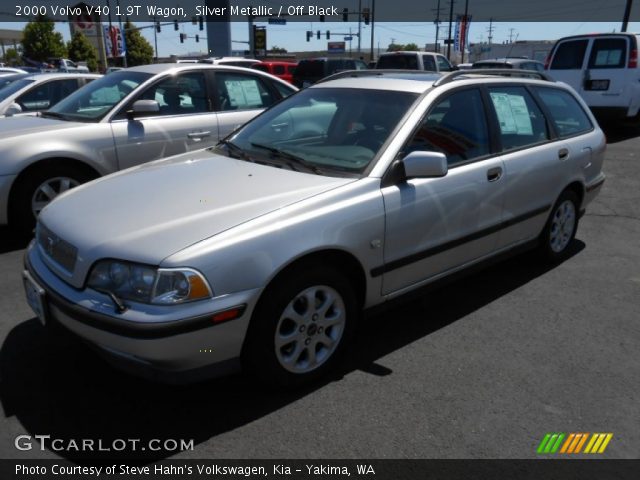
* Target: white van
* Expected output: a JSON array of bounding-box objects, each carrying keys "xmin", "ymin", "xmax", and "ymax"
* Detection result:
[
  {"xmin": 375, "ymin": 51, "xmax": 454, "ymax": 72},
  {"xmin": 545, "ymin": 33, "xmax": 640, "ymax": 120}
]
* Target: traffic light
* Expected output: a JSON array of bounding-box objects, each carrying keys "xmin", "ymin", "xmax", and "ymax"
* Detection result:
[
  {"xmin": 156, "ymin": 22, "xmax": 161, "ymax": 33},
  {"xmin": 179, "ymin": 33, "xmax": 186, "ymax": 43},
  {"xmin": 199, "ymin": 16, "xmax": 204, "ymax": 30},
  {"xmin": 363, "ymin": 8, "xmax": 370, "ymax": 25},
  {"xmin": 317, "ymin": 30, "xmax": 320, "ymax": 40},
  {"xmin": 195, "ymin": 34, "xmax": 199, "ymax": 43},
  {"xmin": 174, "ymin": 19, "xmax": 179, "ymax": 31},
  {"xmin": 342, "ymin": 8, "xmax": 348, "ymax": 21},
  {"xmin": 306, "ymin": 31, "xmax": 312, "ymax": 41},
  {"xmin": 326, "ymin": 31, "xmax": 330, "ymax": 39}
]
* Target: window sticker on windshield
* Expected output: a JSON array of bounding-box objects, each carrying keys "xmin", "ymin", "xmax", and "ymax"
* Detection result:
[
  {"xmin": 490, "ymin": 92, "xmax": 533, "ymax": 135},
  {"xmin": 225, "ymin": 80, "xmax": 262, "ymax": 107}
]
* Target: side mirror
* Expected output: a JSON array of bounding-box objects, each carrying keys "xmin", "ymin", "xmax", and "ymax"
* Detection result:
[
  {"xmin": 126, "ymin": 99, "xmax": 159, "ymax": 120},
  {"xmin": 402, "ymin": 151, "xmax": 448, "ymax": 179},
  {"xmin": 5, "ymin": 102, "xmax": 22, "ymax": 117}
]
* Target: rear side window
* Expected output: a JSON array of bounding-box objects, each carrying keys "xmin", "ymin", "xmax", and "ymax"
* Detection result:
[
  {"xmin": 550, "ymin": 40, "xmax": 588, "ymax": 69},
  {"xmin": 295, "ymin": 61, "xmax": 325, "ymax": 77},
  {"xmin": 216, "ymin": 72, "xmax": 275, "ymax": 111},
  {"xmin": 377, "ymin": 54, "xmax": 418, "ymax": 69},
  {"xmin": 436, "ymin": 56, "xmax": 453, "ymax": 72},
  {"xmin": 588, "ymin": 38, "xmax": 627, "ymax": 68},
  {"xmin": 287, "ymin": 65, "xmax": 297, "ymax": 74},
  {"xmin": 404, "ymin": 88, "xmax": 490, "ymax": 165},
  {"xmin": 488, "ymin": 86, "xmax": 549, "ymax": 151},
  {"xmin": 534, "ymin": 87, "xmax": 592, "ymax": 137}
]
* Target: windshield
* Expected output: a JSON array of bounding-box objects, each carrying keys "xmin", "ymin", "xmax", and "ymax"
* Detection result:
[
  {"xmin": 48, "ymin": 71, "xmax": 152, "ymax": 121},
  {"xmin": 0, "ymin": 77, "xmax": 33, "ymax": 102},
  {"xmin": 224, "ymin": 87, "xmax": 418, "ymax": 176}
]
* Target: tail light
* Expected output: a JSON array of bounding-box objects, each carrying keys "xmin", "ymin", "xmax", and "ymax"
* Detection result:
[
  {"xmin": 629, "ymin": 48, "xmax": 637, "ymax": 68},
  {"xmin": 544, "ymin": 54, "xmax": 551, "ymax": 70}
]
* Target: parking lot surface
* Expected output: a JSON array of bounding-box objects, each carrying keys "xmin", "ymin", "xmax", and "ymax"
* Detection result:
[{"xmin": 0, "ymin": 125, "xmax": 638, "ymax": 460}]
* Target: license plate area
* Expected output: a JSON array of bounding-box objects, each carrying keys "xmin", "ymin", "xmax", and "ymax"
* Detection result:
[
  {"xmin": 23, "ymin": 271, "xmax": 49, "ymax": 326},
  {"xmin": 585, "ymin": 79, "xmax": 610, "ymax": 91}
]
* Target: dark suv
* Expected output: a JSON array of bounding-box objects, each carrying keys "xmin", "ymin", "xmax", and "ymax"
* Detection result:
[{"xmin": 292, "ymin": 57, "xmax": 368, "ymax": 88}]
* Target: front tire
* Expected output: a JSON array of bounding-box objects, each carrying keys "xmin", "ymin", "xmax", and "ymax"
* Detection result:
[
  {"xmin": 539, "ymin": 190, "xmax": 580, "ymax": 262},
  {"xmin": 243, "ymin": 265, "xmax": 357, "ymax": 387},
  {"xmin": 9, "ymin": 164, "xmax": 93, "ymax": 236}
]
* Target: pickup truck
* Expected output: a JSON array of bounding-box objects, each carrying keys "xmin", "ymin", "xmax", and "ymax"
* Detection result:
[{"xmin": 48, "ymin": 58, "xmax": 90, "ymax": 73}]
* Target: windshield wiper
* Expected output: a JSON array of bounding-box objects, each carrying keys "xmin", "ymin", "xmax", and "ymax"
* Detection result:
[
  {"xmin": 40, "ymin": 111, "xmax": 69, "ymax": 121},
  {"xmin": 250, "ymin": 142, "xmax": 323, "ymax": 175},
  {"xmin": 217, "ymin": 139, "xmax": 251, "ymax": 160}
]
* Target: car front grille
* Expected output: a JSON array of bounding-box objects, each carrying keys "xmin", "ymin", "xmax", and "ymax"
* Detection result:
[{"xmin": 37, "ymin": 222, "xmax": 78, "ymax": 274}]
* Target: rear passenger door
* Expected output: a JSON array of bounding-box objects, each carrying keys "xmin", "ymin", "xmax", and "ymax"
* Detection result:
[{"xmin": 548, "ymin": 38, "xmax": 589, "ymax": 92}]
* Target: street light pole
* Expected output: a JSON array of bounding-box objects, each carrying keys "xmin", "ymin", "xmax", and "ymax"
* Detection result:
[
  {"xmin": 369, "ymin": 0, "xmax": 375, "ymax": 62},
  {"xmin": 446, "ymin": 0, "xmax": 454, "ymax": 60}
]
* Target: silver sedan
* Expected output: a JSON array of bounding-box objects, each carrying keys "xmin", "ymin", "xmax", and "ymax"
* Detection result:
[{"xmin": 0, "ymin": 63, "xmax": 296, "ymax": 233}]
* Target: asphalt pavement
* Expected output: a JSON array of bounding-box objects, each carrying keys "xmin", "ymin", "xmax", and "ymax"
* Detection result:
[{"xmin": 0, "ymin": 124, "xmax": 638, "ymax": 461}]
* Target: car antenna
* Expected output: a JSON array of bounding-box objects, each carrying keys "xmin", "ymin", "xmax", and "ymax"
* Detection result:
[{"xmin": 505, "ymin": 33, "xmax": 520, "ymax": 64}]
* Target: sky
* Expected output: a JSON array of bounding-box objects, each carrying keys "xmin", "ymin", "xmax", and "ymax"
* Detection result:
[{"xmin": 1, "ymin": 20, "xmax": 640, "ymax": 58}]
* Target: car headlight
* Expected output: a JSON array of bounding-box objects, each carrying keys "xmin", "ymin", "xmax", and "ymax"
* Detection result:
[{"xmin": 87, "ymin": 260, "xmax": 212, "ymax": 305}]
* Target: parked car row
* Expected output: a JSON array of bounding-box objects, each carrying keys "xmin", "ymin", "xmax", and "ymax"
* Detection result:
[{"xmin": 18, "ymin": 65, "xmax": 605, "ymax": 386}]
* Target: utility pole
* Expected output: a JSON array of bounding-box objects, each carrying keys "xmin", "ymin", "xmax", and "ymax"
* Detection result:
[
  {"xmin": 621, "ymin": 0, "xmax": 633, "ymax": 32},
  {"xmin": 508, "ymin": 28, "xmax": 516, "ymax": 43},
  {"xmin": 153, "ymin": 15, "xmax": 158, "ymax": 61},
  {"xmin": 433, "ymin": 0, "xmax": 442, "ymax": 53},
  {"xmin": 357, "ymin": 0, "xmax": 362, "ymax": 53},
  {"xmin": 487, "ymin": 18, "xmax": 495, "ymax": 45},
  {"xmin": 461, "ymin": 0, "xmax": 469, "ymax": 63},
  {"xmin": 446, "ymin": 0, "xmax": 455, "ymax": 60},
  {"xmin": 369, "ymin": 0, "xmax": 376, "ymax": 62}
]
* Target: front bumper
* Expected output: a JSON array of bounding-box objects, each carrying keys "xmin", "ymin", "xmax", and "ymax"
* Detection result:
[{"xmin": 24, "ymin": 243, "xmax": 262, "ymax": 383}]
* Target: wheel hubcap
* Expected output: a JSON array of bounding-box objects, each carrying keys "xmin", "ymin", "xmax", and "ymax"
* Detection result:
[
  {"xmin": 31, "ymin": 177, "xmax": 80, "ymax": 217},
  {"xmin": 274, "ymin": 285, "xmax": 346, "ymax": 374},
  {"xmin": 549, "ymin": 200, "xmax": 576, "ymax": 253}
]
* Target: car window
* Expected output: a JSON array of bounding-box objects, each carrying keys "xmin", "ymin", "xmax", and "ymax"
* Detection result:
[
  {"xmin": 50, "ymin": 71, "xmax": 152, "ymax": 121},
  {"xmin": 132, "ymin": 72, "xmax": 208, "ymax": 116},
  {"xmin": 252, "ymin": 64, "xmax": 269, "ymax": 72},
  {"xmin": 273, "ymin": 65, "xmax": 285, "ymax": 75},
  {"xmin": 354, "ymin": 60, "xmax": 368, "ymax": 70},
  {"xmin": 287, "ymin": 65, "xmax": 297, "ymax": 74},
  {"xmin": 534, "ymin": 87, "xmax": 592, "ymax": 137},
  {"xmin": 422, "ymin": 55, "xmax": 437, "ymax": 71},
  {"xmin": 436, "ymin": 55, "xmax": 453, "ymax": 72},
  {"xmin": 272, "ymin": 80, "xmax": 296, "ymax": 99},
  {"xmin": 588, "ymin": 38, "xmax": 627, "ymax": 69},
  {"xmin": 16, "ymin": 79, "xmax": 78, "ymax": 112},
  {"xmin": 404, "ymin": 88, "xmax": 490, "ymax": 165},
  {"xmin": 377, "ymin": 54, "xmax": 418, "ymax": 69},
  {"xmin": 488, "ymin": 86, "xmax": 549, "ymax": 151},
  {"xmin": 216, "ymin": 72, "xmax": 275, "ymax": 111},
  {"xmin": 229, "ymin": 88, "xmax": 418, "ymax": 175},
  {"xmin": 550, "ymin": 40, "xmax": 588, "ymax": 69}
]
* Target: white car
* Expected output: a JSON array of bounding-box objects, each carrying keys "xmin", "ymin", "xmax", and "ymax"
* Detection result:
[{"xmin": 0, "ymin": 67, "xmax": 28, "ymax": 76}]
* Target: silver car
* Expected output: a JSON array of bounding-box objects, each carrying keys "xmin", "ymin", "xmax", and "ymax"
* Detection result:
[
  {"xmin": 23, "ymin": 70, "xmax": 606, "ymax": 386},
  {"xmin": 0, "ymin": 72, "xmax": 100, "ymax": 117},
  {"xmin": 0, "ymin": 63, "xmax": 296, "ymax": 233}
]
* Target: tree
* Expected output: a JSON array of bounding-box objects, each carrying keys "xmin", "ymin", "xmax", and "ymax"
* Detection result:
[
  {"xmin": 269, "ymin": 46, "xmax": 288, "ymax": 54},
  {"xmin": 22, "ymin": 16, "xmax": 66, "ymax": 62},
  {"xmin": 387, "ymin": 43, "xmax": 403, "ymax": 52},
  {"xmin": 403, "ymin": 43, "xmax": 419, "ymax": 51},
  {"xmin": 3, "ymin": 48, "xmax": 20, "ymax": 65},
  {"xmin": 67, "ymin": 31, "xmax": 98, "ymax": 72},
  {"xmin": 124, "ymin": 21, "xmax": 154, "ymax": 66}
]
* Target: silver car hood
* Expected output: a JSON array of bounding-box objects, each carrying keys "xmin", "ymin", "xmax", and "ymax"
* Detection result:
[
  {"xmin": 0, "ymin": 115, "xmax": 81, "ymax": 137},
  {"xmin": 39, "ymin": 150, "xmax": 355, "ymax": 287}
]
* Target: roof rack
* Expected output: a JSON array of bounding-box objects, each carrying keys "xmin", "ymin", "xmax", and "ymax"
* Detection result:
[
  {"xmin": 433, "ymin": 68, "xmax": 552, "ymax": 87},
  {"xmin": 317, "ymin": 69, "xmax": 436, "ymax": 84}
]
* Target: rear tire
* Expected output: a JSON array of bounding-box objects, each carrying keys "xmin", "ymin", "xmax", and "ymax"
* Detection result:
[
  {"xmin": 243, "ymin": 265, "xmax": 357, "ymax": 388},
  {"xmin": 9, "ymin": 164, "xmax": 93, "ymax": 236},
  {"xmin": 538, "ymin": 190, "xmax": 580, "ymax": 262}
]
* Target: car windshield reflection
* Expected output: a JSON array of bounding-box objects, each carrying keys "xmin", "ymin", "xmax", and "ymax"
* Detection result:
[
  {"xmin": 48, "ymin": 71, "xmax": 152, "ymax": 122},
  {"xmin": 228, "ymin": 88, "xmax": 419, "ymax": 176}
]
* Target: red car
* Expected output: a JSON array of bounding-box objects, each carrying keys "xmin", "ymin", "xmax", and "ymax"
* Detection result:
[{"xmin": 252, "ymin": 61, "xmax": 297, "ymax": 85}]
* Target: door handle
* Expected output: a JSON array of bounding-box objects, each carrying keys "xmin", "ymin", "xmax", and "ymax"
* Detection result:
[
  {"xmin": 187, "ymin": 131, "xmax": 211, "ymax": 140},
  {"xmin": 558, "ymin": 148, "xmax": 569, "ymax": 160},
  {"xmin": 487, "ymin": 166, "xmax": 503, "ymax": 182}
]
